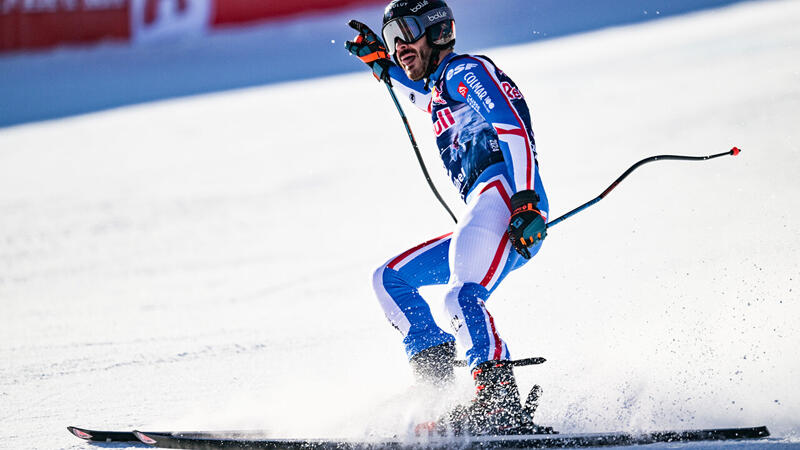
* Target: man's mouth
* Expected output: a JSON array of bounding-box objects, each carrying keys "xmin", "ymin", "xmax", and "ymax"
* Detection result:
[{"xmin": 399, "ymin": 51, "xmax": 417, "ymax": 68}]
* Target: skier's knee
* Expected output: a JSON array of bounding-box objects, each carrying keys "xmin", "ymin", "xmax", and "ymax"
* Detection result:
[
  {"xmin": 375, "ymin": 262, "xmax": 417, "ymax": 292},
  {"xmin": 445, "ymin": 282, "xmax": 489, "ymax": 334},
  {"xmin": 372, "ymin": 264, "xmax": 387, "ymax": 295},
  {"xmin": 445, "ymin": 282, "xmax": 489, "ymax": 312}
]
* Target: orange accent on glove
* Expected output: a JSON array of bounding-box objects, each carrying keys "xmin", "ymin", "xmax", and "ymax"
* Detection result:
[{"xmin": 358, "ymin": 51, "xmax": 388, "ymax": 63}]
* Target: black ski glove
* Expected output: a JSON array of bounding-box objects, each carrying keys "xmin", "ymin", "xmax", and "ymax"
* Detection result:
[
  {"xmin": 345, "ymin": 20, "xmax": 392, "ymax": 83},
  {"xmin": 507, "ymin": 190, "xmax": 547, "ymax": 259}
]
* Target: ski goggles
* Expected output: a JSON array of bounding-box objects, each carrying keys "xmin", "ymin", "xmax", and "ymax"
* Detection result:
[{"xmin": 381, "ymin": 6, "xmax": 453, "ymax": 55}]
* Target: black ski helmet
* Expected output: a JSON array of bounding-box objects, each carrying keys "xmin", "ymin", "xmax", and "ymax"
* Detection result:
[{"xmin": 381, "ymin": 0, "xmax": 456, "ymax": 57}]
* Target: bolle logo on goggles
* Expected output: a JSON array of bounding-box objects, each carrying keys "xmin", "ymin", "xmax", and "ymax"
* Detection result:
[
  {"xmin": 410, "ymin": 0, "xmax": 428, "ymax": 12},
  {"xmin": 427, "ymin": 10, "xmax": 447, "ymax": 21}
]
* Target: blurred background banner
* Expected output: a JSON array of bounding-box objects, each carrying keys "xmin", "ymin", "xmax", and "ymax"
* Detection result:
[
  {"xmin": 210, "ymin": 0, "xmax": 384, "ymax": 26},
  {"xmin": 0, "ymin": 0, "xmax": 385, "ymax": 51},
  {"xmin": 0, "ymin": 0, "xmax": 129, "ymax": 51},
  {"xmin": 0, "ymin": 0, "xmax": 752, "ymax": 128}
]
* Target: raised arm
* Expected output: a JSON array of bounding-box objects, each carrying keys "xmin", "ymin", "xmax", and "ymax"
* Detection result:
[{"xmin": 345, "ymin": 20, "xmax": 430, "ymax": 112}]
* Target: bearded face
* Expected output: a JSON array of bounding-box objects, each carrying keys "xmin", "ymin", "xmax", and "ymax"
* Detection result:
[{"xmin": 395, "ymin": 36, "xmax": 433, "ymax": 81}]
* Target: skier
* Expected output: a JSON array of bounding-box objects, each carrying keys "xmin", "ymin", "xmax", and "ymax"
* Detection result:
[{"xmin": 347, "ymin": 0, "xmax": 548, "ymax": 434}]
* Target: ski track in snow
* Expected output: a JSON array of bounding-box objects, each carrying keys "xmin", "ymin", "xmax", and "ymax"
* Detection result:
[{"xmin": 1, "ymin": 0, "xmax": 800, "ymax": 448}]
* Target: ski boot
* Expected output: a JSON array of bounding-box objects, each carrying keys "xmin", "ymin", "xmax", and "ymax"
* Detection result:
[
  {"xmin": 407, "ymin": 342, "xmax": 458, "ymax": 437},
  {"xmin": 449, "ymin": 360, "xmax": 535, "ymax": 435},
  {"xmin": 408, "ymin": 341, "xmax": 456, "ymax": 388}
]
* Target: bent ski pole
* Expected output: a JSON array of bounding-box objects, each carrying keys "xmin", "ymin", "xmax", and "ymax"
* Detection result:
[
  {"xmin": 384, "ymin": 83, "xmax": 458, "ymax": 224},
  {"xmin": 546, "ymin": 147, "xmax": 741, "ymax": 229}
]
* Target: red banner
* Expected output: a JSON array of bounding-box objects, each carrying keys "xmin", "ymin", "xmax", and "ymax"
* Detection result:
[
  {"xmin": 211, "ymin": 0, "xmax": 384, "ymax": 26},
  {"xmin": 0, "ymin": 0, "xmax": 384, "ymax": 52},
  {"xmin": 0, "ymin": 0, "xmax": 129, "ymax": 51}
]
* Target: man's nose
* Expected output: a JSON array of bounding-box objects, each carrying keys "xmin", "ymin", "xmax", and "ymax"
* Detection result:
[{"xmin": 395, "ymin": 39, "xmax": 409, "ymax": 52}]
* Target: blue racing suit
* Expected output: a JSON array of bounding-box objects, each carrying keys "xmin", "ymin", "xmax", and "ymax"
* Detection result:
[{"xmin": 373, "ymin": 52, "xmax": 548, "ymax": 369}]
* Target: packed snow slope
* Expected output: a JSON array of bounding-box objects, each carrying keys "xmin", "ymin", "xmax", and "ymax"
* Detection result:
[{"xmin": 1, "ymin": 0, "xmax": 799, "ymax": 449}]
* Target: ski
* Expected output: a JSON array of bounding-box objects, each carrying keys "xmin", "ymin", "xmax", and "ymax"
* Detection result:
[
  {"xmin": 132, "ymin": 425, "xmax": 770, "ymax": 449},
  {"xmin": 68, "ymin": 426, "xmax": 144, "ymax": 442},
  {"xmin": 67, "ymin": 426, "xmax": 263, "ymax": 443}
]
